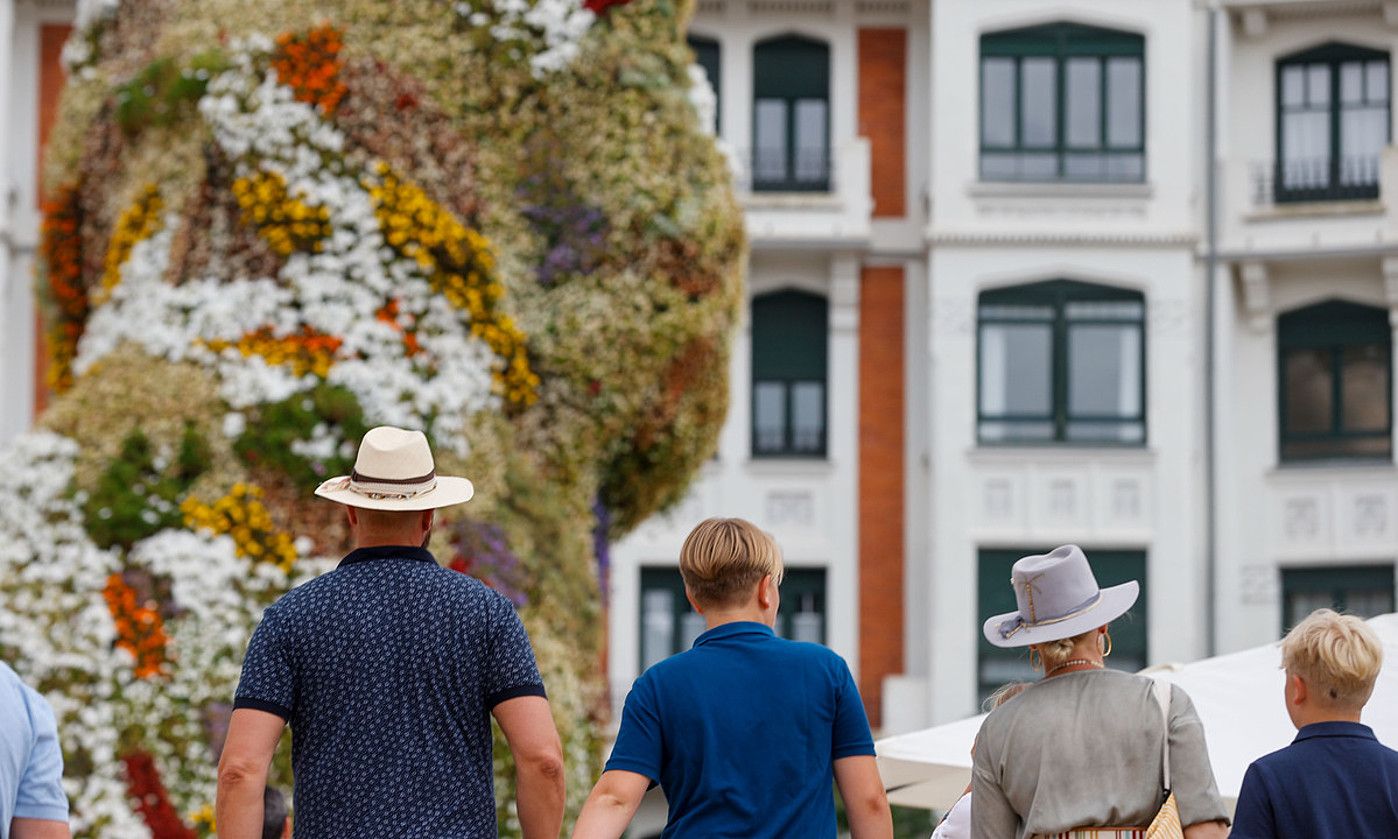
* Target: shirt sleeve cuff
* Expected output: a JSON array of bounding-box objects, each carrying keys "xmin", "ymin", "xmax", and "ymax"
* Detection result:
[
  {"xmin": 234, "ymin": 696, "xmax": 292, "ymax": 720},
  {"xmin": 832, "ymin": 742, "xmax": 877, "ymax": 760},
  {"xmin": 486, "ymin": 682, "xmax": 548, "ymax": 709},
  {"xmin": 603, "ymin": 757, "xmax": 660, "ymax": 785},
  {"xmin": 13, "ymin": 804, "xmax": 69, "ymax": 822}
]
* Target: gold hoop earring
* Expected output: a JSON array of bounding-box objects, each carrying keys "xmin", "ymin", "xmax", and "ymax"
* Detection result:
[
  {"xmin": 1029, "ymin": 647, "xmax": 1043, "ymax": 672},
  {"xmin": 1100, "ymin": 630, "xmax": 1113, "ymax": 658}
]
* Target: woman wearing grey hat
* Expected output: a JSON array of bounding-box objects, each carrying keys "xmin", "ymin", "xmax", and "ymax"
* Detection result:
[{"xmin": 969, "ymin": 546, "xmax": 1230, "ymax": 839}]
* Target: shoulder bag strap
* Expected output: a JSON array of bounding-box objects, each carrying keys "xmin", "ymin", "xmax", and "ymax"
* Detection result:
[{"xmin": 1151, "ymin": 678, "xmax": 1172, "ymax": 793}]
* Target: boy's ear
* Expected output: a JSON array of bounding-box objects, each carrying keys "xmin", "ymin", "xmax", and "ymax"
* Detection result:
[
  {"xmin": 684, "ymin": 585, "xmax": 705, "ymax": 615},
  {"xmin": 756, "ymin": 574, "xmax": 776, "ymax": 610},
  {"xmin": 1289, "ymin": 672, "xmax": 1309, "ymax": 706}
]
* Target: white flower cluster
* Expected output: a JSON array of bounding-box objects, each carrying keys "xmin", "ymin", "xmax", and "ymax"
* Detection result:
[
  {"xmin": 75, "ymin": 39, "xmax": 508, "ymax": 454},
  {"xmin": 63, "ymin": 0, "xmax": 121, "ymax": 74},
  {"xmin": 461, "ymin": 0, "xmax": 596, "ymax": 76},
  {"xmin": 0, "ymin": 433, "xmax": 151, "ymax": 839}
]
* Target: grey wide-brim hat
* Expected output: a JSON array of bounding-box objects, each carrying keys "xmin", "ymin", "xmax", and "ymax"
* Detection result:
[{"xmin": 982, "ymin": 544, "xmax": 1139, "ymax": 648}]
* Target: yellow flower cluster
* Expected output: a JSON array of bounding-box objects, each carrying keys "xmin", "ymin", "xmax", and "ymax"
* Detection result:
[
  {"xmin": 367, "ymin": 164, "xmax": 539, "ymax": 407},
  {"xmin": 231, "ymin": 170, "xmax": 331, "ymax": 256},
  {"xmin": 100, "ymin": 184, "xmax": 164, "ymax": 296},
  {"xmin": 190, "ymin": 805, "xmax": 215, "ymax": 834},
  {"xmin": 181, "ymin": 484, "xmax": 298, "ymax": 571},
  {"xmin": 203, "ymin": 326, "xmax": 342, "ymax": 378}
]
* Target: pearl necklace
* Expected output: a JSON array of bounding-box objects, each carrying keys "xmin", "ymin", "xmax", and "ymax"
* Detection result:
[{"xmin": 1046, "ymin": 658, "xmax": 1105, "ymax": 677}]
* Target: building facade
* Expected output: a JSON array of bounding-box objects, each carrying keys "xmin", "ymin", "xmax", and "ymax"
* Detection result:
[{"xmin": 3, "ymin": 0, "xmax": 1396, "ymax": 753}]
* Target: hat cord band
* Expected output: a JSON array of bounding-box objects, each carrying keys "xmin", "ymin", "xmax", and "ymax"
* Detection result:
[
  {"xmin": 340, "ymin": 469, "xmax": 438, "ymax": 501},
  {"xmin": 998, "ymin": 590, "xmax": 1105, "ymax": 640}
]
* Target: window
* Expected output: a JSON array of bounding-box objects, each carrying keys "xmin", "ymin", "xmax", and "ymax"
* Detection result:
[
  {"xmin": 978, "ymin": 280, "xmax": 1145, "ymax": 445},
  {"xmin": 753, "ymin": 35, "xmax": 831, "ymax": 192},
  {"xmin": 1278, "ymin": 300, "xmax": 1391, "ymax": 461},
  {"xmin": 1281, "ymin": 565, "xmax": 1395, "ymax": 634},
  {"xmin": 980, "ymin": 23, "xmax": 1145, "ymax": 183},
  {"xmin": 977, "ymin": 549, "xmax": 1148, "ymax": 704},
  {"xmin": 639, "ymin": 567, "xmax": 828, "ymax": 669},
  {"xmin": 689, "ymin": 35, "xmax": 721, "ymax": 133},
  {"xmin": 752, "ymin": 290, "xmax": 828, "ymax": 457},
  {"xmin": 1276, "ymin": 43, "xmax": 1390, "ymax": 202}
]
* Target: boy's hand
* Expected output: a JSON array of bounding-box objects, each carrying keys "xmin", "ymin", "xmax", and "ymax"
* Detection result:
[
  {"xmin": 572, "ymin": 770, "xmax": 651, "ymax": 839},
  {"xmin": 835, "ymin": 755, "xmax": 893, "ymax": 839}
]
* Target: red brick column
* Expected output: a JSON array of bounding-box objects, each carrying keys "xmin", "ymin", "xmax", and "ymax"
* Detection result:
[
  {"xmin": 858, "ymin": 28, "xmax": 907, "ymax": 219},
  {"xmin": 33, "ymin": 23, "xmax": 72, "ymax": 417},
  {"xmin": 858, "ymin": 266, "xmax": 905, "ymax": 727}
]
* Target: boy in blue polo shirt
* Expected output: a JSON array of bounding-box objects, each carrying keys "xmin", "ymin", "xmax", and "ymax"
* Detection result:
[
  {"xmin": 1231, "ymin": 609, "xmax": 1398, "ymax": 838},
  {"xmin": 574, "ymin": 517, "xmax": 892, "ymax": 839}
]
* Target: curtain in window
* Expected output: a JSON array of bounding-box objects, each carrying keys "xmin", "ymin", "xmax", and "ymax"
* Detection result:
[{"xmin": 1278, "ymin": 45, "xmax": 1390, "ymax": 199}]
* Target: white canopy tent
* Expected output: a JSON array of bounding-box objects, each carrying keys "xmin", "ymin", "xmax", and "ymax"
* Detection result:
[{"xmin": 877, "ymin": 613, "xmax": 1398, "ymax": 814}]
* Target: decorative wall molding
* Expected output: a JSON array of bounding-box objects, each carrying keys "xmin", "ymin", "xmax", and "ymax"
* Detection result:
[
  {"xmin": 1239, "ymin": 260, "xmax": 1272, "ymax": 333},
  {"xmin": 927, "ymin": 230, "xmax": 1198, "ymax": 248},
  {"xmin": 747, "ymin": 0, "xmax": 834, "ymax": 15},
  {"xmin": 766, "ymin": 490, "xmax": 816, "ymax": 527}
]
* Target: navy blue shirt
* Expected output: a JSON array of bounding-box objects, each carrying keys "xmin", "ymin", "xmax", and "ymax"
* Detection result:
[
  {"xmin": 234, "ymin": 546, "xmax": 546, "ymax": 838},
  {"xmin": 605, "ymin": 621, "xmax": 876, "ymax": 839},
  {"xmin": 1231, "ymin": 721, "xmax": 1398, "ymax": 839}
]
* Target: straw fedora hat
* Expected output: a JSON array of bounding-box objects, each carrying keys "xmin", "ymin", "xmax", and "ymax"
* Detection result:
[
  {"xmin": 982, "ymin": 545, "xmax": 1139, "ymax": 649},
  {"xmin": 313, "ymin": 426, "xmax": 474, "ymax": 512}
]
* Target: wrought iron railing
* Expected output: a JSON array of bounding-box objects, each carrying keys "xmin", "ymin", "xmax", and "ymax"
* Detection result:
[
  {"xmin": 1252, "ymin": 156, "xmax": 1382, "ymax": 205},
  {"xmin": 736, "ymin": 147, "xmax": 835, "ymax": 194}
]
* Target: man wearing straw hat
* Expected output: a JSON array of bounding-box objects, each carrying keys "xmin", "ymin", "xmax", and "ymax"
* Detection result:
[{"xmin": 215, "ymin": 427, "xmax": 565, "ymax": 839}]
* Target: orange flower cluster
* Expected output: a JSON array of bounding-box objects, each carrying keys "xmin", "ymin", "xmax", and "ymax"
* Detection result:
[
  {"xmin": 368, "ymin": 164, "xmax": 539, "ymax": 407},
  {"xmin": 103, "ymin": 574, "xmax": 169, "ymax": 679},
  {"xmin": 272, "ymin": 24, "xmax": 348, "ymax": 114},
  {"xmin": 181, "ymin": 483, "xmax": 298, "ymax": 571},
  {"xmin": 204, "ymin": 326, "xmax": 342, "ymax": 378},
  {"xmin": 40, "ymin": 183, "xmax": 86, "ymax": 392},
  {"xmin": 376, "ymin": 299, "xmax": 421, "ymax": 356}
]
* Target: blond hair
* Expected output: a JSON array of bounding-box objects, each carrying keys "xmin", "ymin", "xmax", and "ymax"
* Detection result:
[
  {"xmin": 679, "ymin": 518, "xmax": 785, "ymax": 608},
  {"xmin": 982, "ymin": 681, "xmax": 1030, "ymax": 713},
  {"xmin": 1281, "ymin": 608, "xmax": 1384, "ymax": 709},
  {"xmin": 1035, "ymin": 628, "xmax": 1099, "ymax": 671}
]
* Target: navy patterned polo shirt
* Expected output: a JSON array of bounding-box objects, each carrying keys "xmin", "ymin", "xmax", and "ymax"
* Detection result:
[{"xmin": 234, "ymin": 545, "xmax": 546, "ymax": 838}]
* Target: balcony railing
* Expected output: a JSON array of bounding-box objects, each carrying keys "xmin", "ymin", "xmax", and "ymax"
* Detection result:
[
  {"xmin": 1251, "ymin": 156, "xmax": 1382, "ymax": 205},
  {"xmin": 735, "ymin": 147, "xmax": 835, "ymax": 194}
]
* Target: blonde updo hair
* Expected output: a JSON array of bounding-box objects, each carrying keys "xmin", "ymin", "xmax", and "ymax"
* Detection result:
[
  {"xmin": 1281, "ymin": 608, "xmax": 1383, "ymax": 709},
  {"xmin": 1034, "ymin": 628, "xmax": 1100, "ymax": 671}
]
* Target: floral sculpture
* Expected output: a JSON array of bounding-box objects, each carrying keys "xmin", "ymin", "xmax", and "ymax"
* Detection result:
[{"xmin": 1, "ymin": 0, "xmax": 743, "ymax": 836}]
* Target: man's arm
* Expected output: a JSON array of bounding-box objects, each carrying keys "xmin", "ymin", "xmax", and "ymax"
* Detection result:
[
  {"xmin": 571, "ymin": 770, "xmax": 650, "ymax": 839},
  {"xmin": 215, "ymin": 708, "xmax": 286, "ymax": 839},
  {"xmin": 10, "ymin": 819, "xmax": 71, "ymax": 839},
  {"xmin": 493, "ymin": 695, "xmax": 565, "ymax": 839},
  {"xmin": 834, "ymin": 755, "xmax": 893, "ymax": 839}
]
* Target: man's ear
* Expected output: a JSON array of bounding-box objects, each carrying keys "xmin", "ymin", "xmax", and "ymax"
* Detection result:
[
  {"xmin": 345, "ymin": 506, "xmax": 359, "ymax": 528},
  {"xmin": 421, "ymin": 509, "xmax": 434, "ymax": 532}
]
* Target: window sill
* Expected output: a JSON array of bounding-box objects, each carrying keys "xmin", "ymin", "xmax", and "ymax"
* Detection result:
[
  {"xmin": 741, "ymin": 192, "xmax": 843, "ymax": 210},
  {"xmin": 744, "ymin": 456, "xmax": 833, "ymax": 476},
  {"xmin": 968, "ymin": 444, "xmax": 1154, "ymax": 464},
  {"xmin": 1268, "ymin": 458, "xmax": 1397, "ymax": 478},
  {"xmin": 967, "ymin": 181, "xmax": 1153, "ymax": 200},
  {"xmin": 1244, "ymin": 200, "xmax": 1385, "ymax": 222}
]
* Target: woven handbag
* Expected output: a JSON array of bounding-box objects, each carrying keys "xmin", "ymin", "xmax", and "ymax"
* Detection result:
[{"xmin": 1145, "ymin": 679, "xmax": 1185, "ymax": 839}]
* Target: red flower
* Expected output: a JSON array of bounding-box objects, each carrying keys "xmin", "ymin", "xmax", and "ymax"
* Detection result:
[
  {"xmin": 584, "ymin": 0, "xmax": 632, "ymax": 13},
  {"xmin": 122, "ymin": 752, "xmax": 196, "ymax": 839}
]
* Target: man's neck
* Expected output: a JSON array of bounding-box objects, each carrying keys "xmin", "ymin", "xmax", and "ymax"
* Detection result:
[{"xmin": 354, "ymin": 537, "xmax": 425, "ymax": 549}]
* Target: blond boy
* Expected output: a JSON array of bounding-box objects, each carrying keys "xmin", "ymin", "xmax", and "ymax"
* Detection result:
[
  {"xmin": 573, "ymin": 518, "xmax": 892, "ymax": 839},
  {"xmin": 1231, "ymin": 608, "xmax": 1397, "ymax": 838}
]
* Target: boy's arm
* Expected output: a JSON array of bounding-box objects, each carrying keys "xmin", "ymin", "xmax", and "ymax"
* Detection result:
[
  {"xmin": 834, "ymin": 756, "xmax": 893, "ymax": 839},
  {"xmin": 572, "ymin": 770, "xmax": 651, "ymax": 839},
  {"xmin": 1224, "ymin": 763, "xmax": 1275, "ymax": 838}
]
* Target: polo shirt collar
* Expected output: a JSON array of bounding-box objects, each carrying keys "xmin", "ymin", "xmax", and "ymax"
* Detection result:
[
  {"xmin": 339, "ymin": 545, "xmax": 437, "ymax": 568},
  {"xmin": 1293, "ymin": 720, "xmax": 1377, "ymax": 744},
  {"xmin": 693, "ymin": 621, "xmax": 774, "ymax": 648}
]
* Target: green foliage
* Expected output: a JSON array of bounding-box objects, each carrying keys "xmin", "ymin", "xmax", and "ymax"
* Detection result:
[
  {"xmin": 115, "ymin": 51, "xmax": 229, "ymax": 134},
  {"xmin": 83, "ymin": 424, "xmax": 210, "ymax": 549},
  {"xmin": 233, "ymin": 384, "xmax": 370, "ymax": 488}
]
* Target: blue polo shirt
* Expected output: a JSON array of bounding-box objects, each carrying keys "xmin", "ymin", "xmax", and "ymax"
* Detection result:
[
  {"xmin": 234, "ymin": 546, "xmax": 546, "ymax": 838},
  {"xmin": 606, "ymin": 621, "xmax": 875, "ymax": 839},
  {"xmin": 1231, "ymin": 721, "xmax": 1398, "ymax": 839},
  {"xmin": 1, "ymin": 662, "xmax": 69, "ymax": 831}
]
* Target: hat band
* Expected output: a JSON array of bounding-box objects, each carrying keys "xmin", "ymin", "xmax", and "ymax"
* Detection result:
[
  {"xmin": 345, "ymin": 469, "xmax": 437, "ymax": 501},
  {"xmin": 997, "ymin": 591, "xmax": 1104, "ymax": 641}
]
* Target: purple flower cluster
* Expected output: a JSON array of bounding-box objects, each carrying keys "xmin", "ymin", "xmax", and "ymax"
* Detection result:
[
  {"xmin": 518, "ymin": 171, "xmax": 609, "ymax": 287},
  {"xmin": 448, "ymin": 519, "xmax": 529, "ymax": 608},
  {"xmin": 592, "ymin": 497, "xmax": 611, "ymax": 607}
]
